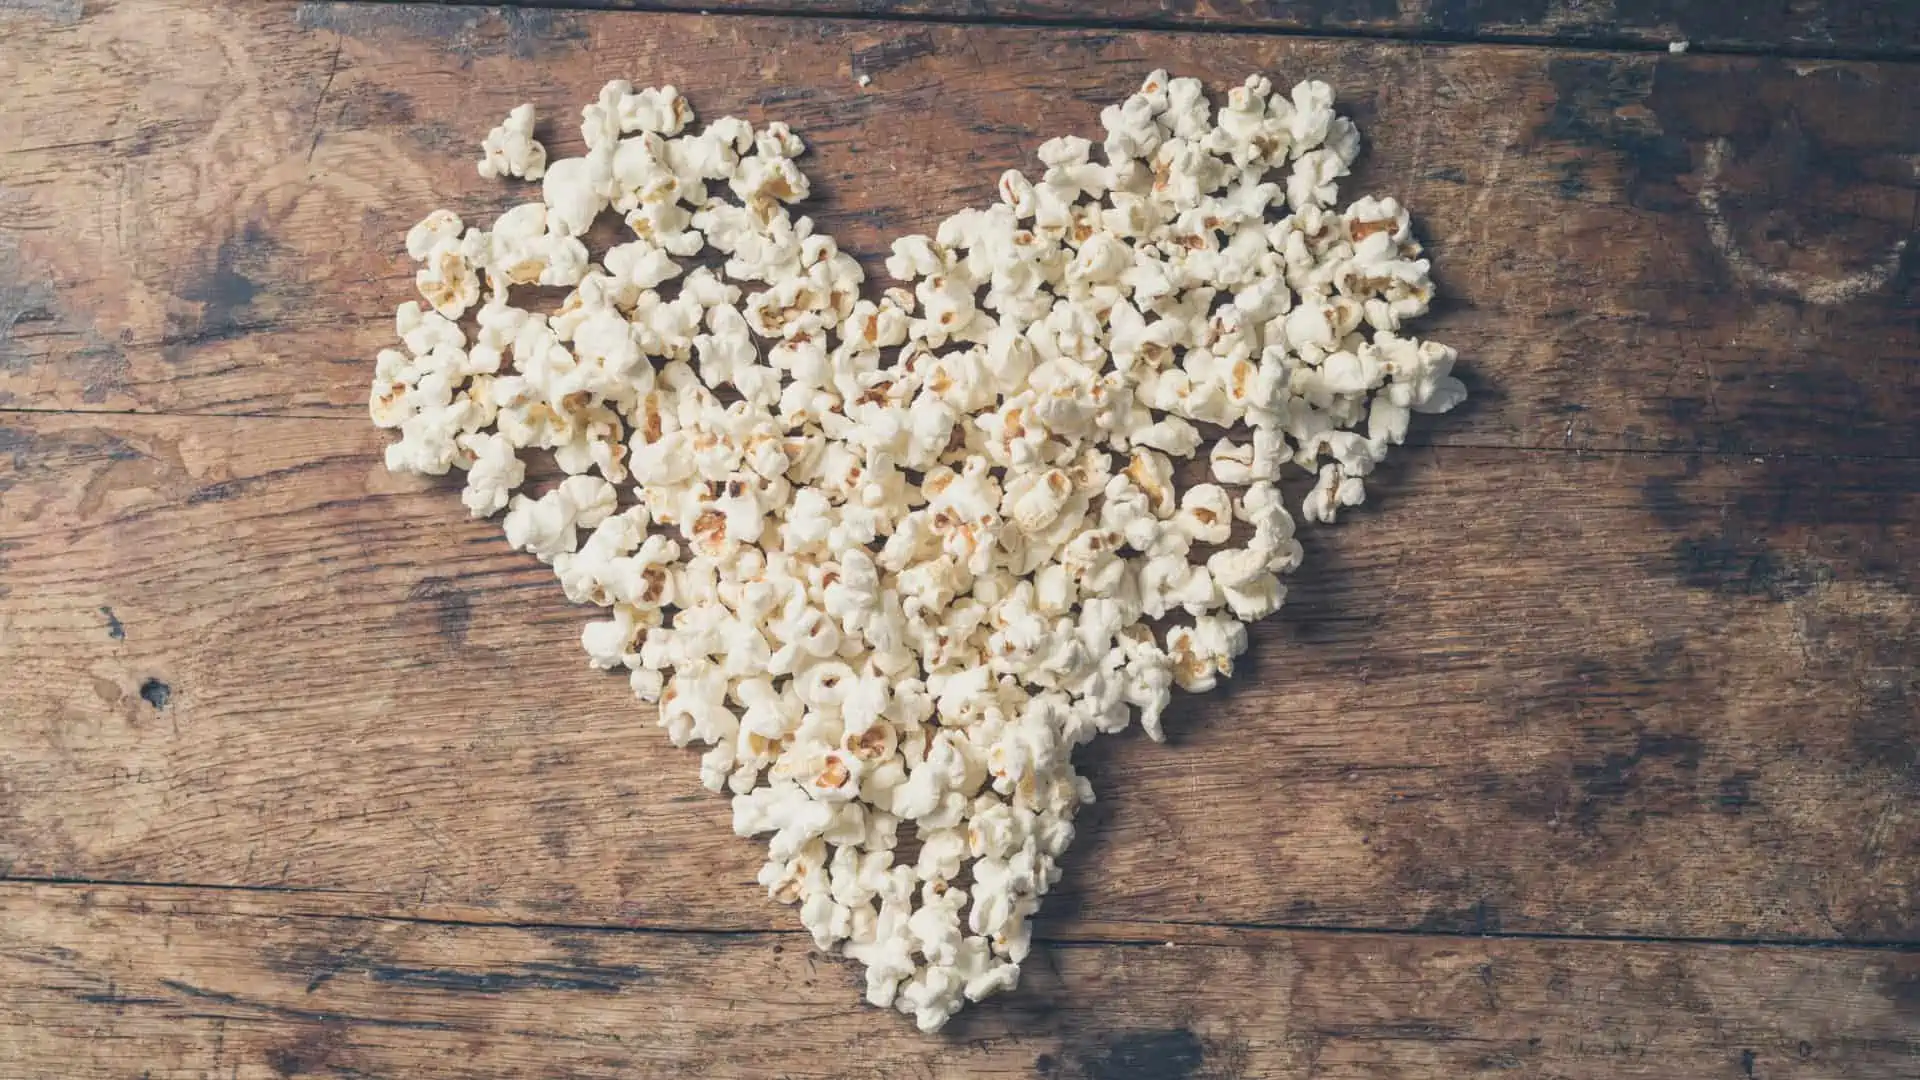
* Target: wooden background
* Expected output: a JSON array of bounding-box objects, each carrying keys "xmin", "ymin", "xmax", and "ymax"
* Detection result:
[{"xmin": 1, "ymin": 1, "xmax": 1915, "ymax": 1076}]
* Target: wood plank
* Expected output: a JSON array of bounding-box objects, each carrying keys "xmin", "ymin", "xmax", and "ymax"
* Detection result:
[
  {"xmin": 2, "ymin": 1, "xmax": 1918, "ymax": 456},
  {"xmin": 4, "ymin": 411, "xmax": 1914, "ymax": 940},
  {"xmin": 397, "ymin": 0, "xmax": 1920, "ymax": 60},
  {"xmin": 3, "ymin": 883, "xmax": 1916, "ymax": 1079}
]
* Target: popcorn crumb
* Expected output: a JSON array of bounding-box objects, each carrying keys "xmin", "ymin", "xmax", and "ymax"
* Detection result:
[
  {"xmin": 1669, "ymin": 41, "xmax": 1689, "ymax": 53},
  {"xmin": 857, "ymin": 73, "xmax": 873, "ymax": 88},
  {"xmin": 374, "ymin": 70, "xmax": 1463, "ymax": 1031}
]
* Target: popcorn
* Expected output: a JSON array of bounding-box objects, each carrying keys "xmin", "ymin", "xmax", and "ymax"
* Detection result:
[
  {"xmin": 459, "ymin": 430, "xmax": 524, "ymax": 517},
  {"xmin": 372, "ymin": 72, "xmax": 1463, "ymax": 1032},
  {"xmin": 478, "ymin": 103, "xmax": 547, "ymax": 181},
  {"xmin": 407, "ymin": 212, "xmax": 482, "ymax": 319}
]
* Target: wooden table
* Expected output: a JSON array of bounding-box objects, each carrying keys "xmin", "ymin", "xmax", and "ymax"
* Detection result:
[{"xmin": 2, "ymin": 2, "xmax": 1915, "ymax": 1076}]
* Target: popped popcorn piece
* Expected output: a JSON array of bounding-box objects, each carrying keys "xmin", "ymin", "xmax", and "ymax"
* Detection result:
[
  {"xmin": 478, "ymin": 103, "xmax": 548, "ymax": 181},
  {"xmin": 459, "ymin": 430, "xmax": 524, "ymax": 517}
]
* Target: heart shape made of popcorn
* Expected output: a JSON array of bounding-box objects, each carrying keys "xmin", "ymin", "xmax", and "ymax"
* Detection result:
[{"xmin": 371, "ymin": 71, "xmax": 1464, "ymax": 1032}]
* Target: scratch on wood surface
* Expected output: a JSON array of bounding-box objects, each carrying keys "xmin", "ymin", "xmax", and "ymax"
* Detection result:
[{"xmin": 308, "ymin": 36, "xmax": 345, "ymax": 165}]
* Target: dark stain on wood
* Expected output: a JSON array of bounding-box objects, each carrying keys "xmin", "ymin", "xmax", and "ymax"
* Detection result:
[
  {"xmin": 1075, "ymin": 1028, "xmax": 1211, "ymax": 1080},
  {"xmin": 1884, "ymin": 961, "xmax": 1920, "ymax": 1018},
  {"xmin": 1571, "ymin": 731, "xmax": 1704, "ymax": 832},
  {"xmin": 1495, "ymin": 652, "xmax": 1732, "ymax": 849},
  {"xmin": 262, "ymin": 936, "xmax": 377, "ymax": 995},
  {"xmin": 1715, "ymin": 771, "xmax": 1758, "ymax": 813},
  {"xmin": 337, "ymin": 86, "xmax": 415, "ymax": 128},
  {"xmin": 1672, "ymin": 537, "xmax": 1835, "ymax": 602},
  {"xmin": 1639, "ymin": 469, "xmax": 1696, "ymax": 533},
  {"xmin": 0, "ymin": 425, "xmax": 29, "ymax": 481},
  {"xmin": 0, "ymin": 0, "xmax": 83, "ymax": 26},
  {"xmin": 165, "ymin": 223, "xmax": 275, "ymax": 365},
  {"xmin": 1427, "ymin": 0, "xmax": 1555, "ymax": 36},
  {"xmin": 1554, "ymin": 163, "xmax": 1590, "ymax": 199},
  {"xmin": 1644, "ymin": 454, "xmax": 1916, "ymax": 606},
  {"xmin": 406, "ymin": 576, "xmax": 471, "ymax": 647},
  {"xmin": 100, "ymin": 606, "xmax": 125, "ymax": 640},
  {"xmin": 1412, "ymin": 898, "xmax": 1504, "ymax": 935},
  {"xmin": 294, "ymin": 2, "xmax": 588, "ymax": 62},
  {"xmin": 1535, "ymin": 57, "xmax": 1688, "ymax": 214},
  {"xmin": 137, "ymin": 678, "xmax": 170, "ymax": 710},
  {"xmin": 265, "ymin": 1022, "xmax": 347, "ymax": 1078}
]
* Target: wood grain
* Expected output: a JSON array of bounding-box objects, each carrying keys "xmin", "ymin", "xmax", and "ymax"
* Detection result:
[
  {"xmin": 2, "ymin": 2, "xmax": 1917, "ymax": 1068},
  {"xmin": 4, "ymin": 411, "xmax": 1914, "ymax": 941},
  {"xmin": 395, "ymin": 0, "xmax": 1920, "ymax": 60},
  {"xmin": 3, "ymin": 882, "xmax": 1916, "ymax": 1080},
  {"xmin": 2, "ymin": 2, "xmax": 1918, "ymax": 456}
]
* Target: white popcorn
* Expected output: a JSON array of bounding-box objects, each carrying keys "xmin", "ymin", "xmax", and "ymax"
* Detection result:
[
  {"xmin": 406, "ymin": 214, "xmax": 482, "ymax": 319},
  {"xmin": 373, "ymin": 72, "xmax": 1463, "ymax": 1032},
  {"xmin": 542, "ymin": 153, "xmax": 610, "ymax": 238},
  {"xmin": 478, "ymin": 103, "xmax": 547, "ymax": 181},
  {"xmin": 459, "ymin": 430, "xmax": 524, "ymax": 517}
]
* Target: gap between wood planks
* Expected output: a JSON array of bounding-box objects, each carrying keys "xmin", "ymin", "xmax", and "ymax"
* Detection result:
[
  {"xmin": 341, "ymin": 0, "xmax": 1920, "ymax": 64},
  {"xmin": 8, "ymin": 875, "xmax": 1918, "ymax": 952}
]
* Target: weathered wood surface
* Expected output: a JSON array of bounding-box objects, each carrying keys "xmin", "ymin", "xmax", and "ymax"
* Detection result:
[
  {"xmin": 397, "ymin": 0, "xmax": 1920, "ymax": 59},
  {"xmin": 5, "ymin": 411, "xmax": 1914, "ymax": 940},
  {"xmin": 3, "ymin": 1, "xmax": 1919, "ymax": 1073},
  {"xmin": 3, "ymin": 2, "xmax": 1918, "ymax": 456},
  {"xmin": 3, "ymin": 883, "xmax": 1916, "ymax": 1079}
]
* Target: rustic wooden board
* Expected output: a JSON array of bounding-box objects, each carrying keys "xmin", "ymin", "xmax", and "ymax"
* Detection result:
[
  {"xmin": 3, "ymin": 2, "xmax": 1918, "ymax": 1071},
  {"xmin": 395, "ymin": 0, "xmax": 1920, "ymax": 60},
  {"xmin": 3, "ymin": 2, "xmax": 1918, "ymax": 456},
  {"xmin": 3, "ymin": 882, "xmax": 1916, "ymax": 1079},
  {"xmin": 4, "ymin": 411, "xmax": 1914, "ymax": 941}
]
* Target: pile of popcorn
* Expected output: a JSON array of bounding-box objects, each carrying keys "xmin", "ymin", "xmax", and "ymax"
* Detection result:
[{"xmin": 372, "ymin": 72, "xmax": 1462, "ymax": 1030}]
